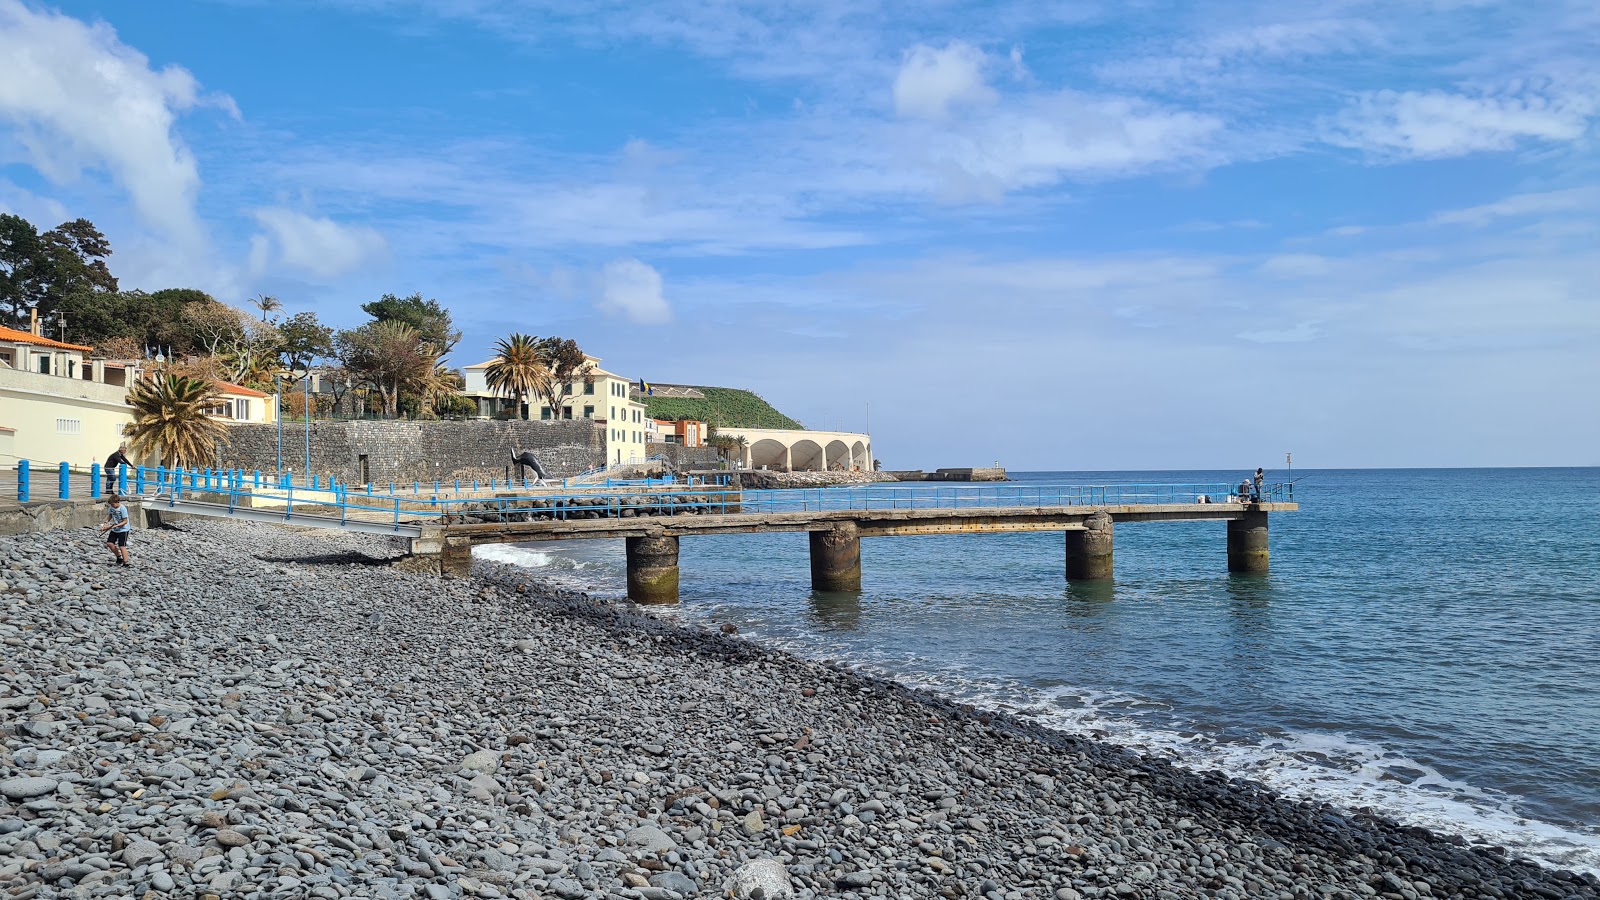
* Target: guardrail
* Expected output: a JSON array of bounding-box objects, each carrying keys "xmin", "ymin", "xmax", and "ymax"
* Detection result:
[{"xmin": 7, "ymin": 459, "xmax": 1292, "ymax": 537}]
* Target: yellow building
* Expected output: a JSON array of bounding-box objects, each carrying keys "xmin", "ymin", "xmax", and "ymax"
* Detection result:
[
  {"xmin": 461, "ymin": 354, "xmax": 649, "ymax": 466},
  {"xmin": 0, "ymin": 325, "xmax": 132, "ymax": 468}
]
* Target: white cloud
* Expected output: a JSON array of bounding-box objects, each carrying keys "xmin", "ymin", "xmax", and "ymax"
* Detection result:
[
  {"xmin": 893, "ymin": 41, "xmax": 996, "ymax": 120},
  {"xmin": 251, "ymin": 208, "xmax": 389, "ymax": 279},
  {"xmin": 1429, "ymin": 187, "xmax": 1600, "ymax": 227},
  {"xmin": 0, "ymin": 0, "xmax": 227, "ymax": 246},
  {"xmin": 1259, "ymin": 254, "xmax": 1333, "ymax": 277},
  {"xmin": 596, "ymin": 258, "xmax": 672, "ymax": 325},
  {"xmin": 1329, "ymin": 87, "xmax": 1597, "ymax": 159},
  {"xmin": 1238, "ymin": 321, "xmax": 1322, "ymax": 343},
  {"xmin": 901, "ymin": 92, "xmax": 1222, "ymax": 197}
]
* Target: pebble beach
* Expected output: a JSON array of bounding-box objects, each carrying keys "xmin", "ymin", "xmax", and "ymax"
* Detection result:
[{"xmin": 2, "ymin": 520, "xmax": 1596, "ymax": 900}]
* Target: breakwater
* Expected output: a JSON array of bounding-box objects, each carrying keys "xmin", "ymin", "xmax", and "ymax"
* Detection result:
[{"xmin": 3, "ymin": 518, "xmax": 1596, "ymax": 898}]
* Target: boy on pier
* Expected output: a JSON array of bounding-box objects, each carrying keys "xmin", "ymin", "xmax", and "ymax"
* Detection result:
[{"xmin": 98, "ymin": 494, "xmax": 132, "ymax": 567}]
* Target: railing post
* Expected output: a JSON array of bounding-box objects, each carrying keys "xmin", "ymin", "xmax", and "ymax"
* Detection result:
[
  {"xmin": 91, "ymin": 463, "xmax": 103, "ymax": 499},
  {"xmin": 254, "ymin": 470, "xmax": 262, "ymax": 489},
  {"xmin": 394, "ymin": 497, "xmax": 401, "ymax": 531},
  {"xmin": 58, "ymin": 462, "xmax": 70, "ymax": 500},
  {"xmin": 135, "ymin": 466, "xmax": 146, "ymax": 495},
  {"xmin": 174, "ymin": 466, "xmax": 185, "ymax": 499},
  {"xmin": 118, "ymin": 465, "xmax": 129, "ymax": 495},
  {"xmin": 17, "ymin": 460, "xmax": 29, "ymax": 503}
]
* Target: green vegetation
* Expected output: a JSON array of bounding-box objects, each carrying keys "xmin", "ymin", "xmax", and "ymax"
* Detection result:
[{"xmin": 644, "ymin": 386, "xmax": 802, "ymax": 429}]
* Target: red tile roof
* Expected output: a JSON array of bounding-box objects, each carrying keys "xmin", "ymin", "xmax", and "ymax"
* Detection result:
[
  {"xmin": 211, "ymin": 379, "xmax": 269, "ymax": 398},
  {"xmin": 0, "ymin": 324, "xmax": 93, "ymax": 353}
]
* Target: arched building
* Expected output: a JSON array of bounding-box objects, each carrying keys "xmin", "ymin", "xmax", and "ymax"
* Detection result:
[{"xmin": 717, "ymin": 427, "xmax": 873, "ymax": 472}]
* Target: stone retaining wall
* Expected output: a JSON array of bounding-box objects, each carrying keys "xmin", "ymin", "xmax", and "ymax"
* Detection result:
[{"xmin": 214, "ymin": 420, "xmax": 606, "ymax": 486}]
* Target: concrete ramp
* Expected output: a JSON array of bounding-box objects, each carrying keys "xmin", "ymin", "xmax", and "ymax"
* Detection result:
[{"xmin": 150, "ymin": 497, "xmax": 423, "ymax": 538}]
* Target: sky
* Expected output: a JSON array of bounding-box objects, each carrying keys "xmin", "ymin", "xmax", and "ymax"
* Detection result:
[{"xmin": 0, "ymin": 0, "xmax": 1596, "ymax": 470}]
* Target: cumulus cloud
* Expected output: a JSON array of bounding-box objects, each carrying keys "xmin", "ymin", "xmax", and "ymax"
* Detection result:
[
  {"xmin": 1329, "ymin": 87, "xmax": 1597, "ymax": 159},
  {"xmin": 251, "ymin": 208, "xmax": 389, "ymax": 279},
  {"xmin": 0, "ymin": 0, "xmax": 227, "ymax": 246},
  {"xmin": 597, "ymin": 258, "xmax": 672, "ymax": 325},
  {"xmin": 893, "ymin": 41, "xmax": 996, "ymax": 120}
]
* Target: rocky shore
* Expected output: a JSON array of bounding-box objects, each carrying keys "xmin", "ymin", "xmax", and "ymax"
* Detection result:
[{"xmin": 2, "ymin": 521, "xmax": 1595, "ymax": 900}]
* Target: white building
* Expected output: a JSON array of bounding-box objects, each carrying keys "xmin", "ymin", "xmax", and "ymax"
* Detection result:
[
  {"xmin": 462, "ymin": 353, "xmax": 649, "ymax": 465},
  {"xmin": 0, "ymin": 324, "xmax": 133, "ymax": 467}
]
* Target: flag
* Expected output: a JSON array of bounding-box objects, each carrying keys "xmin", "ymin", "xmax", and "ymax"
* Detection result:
[{"xmin": 638, "ymin": 378, "xmax": 653, "ymax": 396}]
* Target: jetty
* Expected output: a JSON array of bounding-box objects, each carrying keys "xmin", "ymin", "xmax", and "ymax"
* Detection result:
[{"xmin": 6, "ymin": 462, "xmax": 1296, "ymax": 603}]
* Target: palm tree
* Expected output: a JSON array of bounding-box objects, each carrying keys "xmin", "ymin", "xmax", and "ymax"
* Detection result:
[
  {"xmin": 125, "ymin": 374, "xmax": 228, "ymax": 468},
  {"xmin": 484, "ymin": 333, "xmax": 548, "ymax": 420},
  {"xmin": 249, "ymin": 294, "xmax": 283, "ymax": 322}
]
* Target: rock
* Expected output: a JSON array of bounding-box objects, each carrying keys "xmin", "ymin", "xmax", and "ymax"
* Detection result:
[
  {"xmin": 547, "ymin": 878, "xmax": 587, "ymax": 899},
  {"xmin": 151, "ymin": 871, "xmax": 176, "ymax": 892},
  {"xmin": 624, "ymin": 824, "xmax": 679, "ymax": 853},
  {"xmin": 0, "ymin": 776, "xmax": 58, "ymax": 800},
  {"xmin": 123, "ymin": 840, "xmax": 164, "ymax": 866},
  {"xmin": 650, "ymin": 871, "xmax": 698, "ymax": 895},
  {"xmin": 741, "ymin": 809, "xmax": 764, "ymax": 835},
  {"xmin": 214, "ymin": 829, "xmax": 250, "ymax": 847},
  {"xmin": 460, "ymin": 749, "xmax": 501, "ymax": 774},
  {"xmin": 729, "ymin": 859, "xmax": 794, "ymax": 899}
]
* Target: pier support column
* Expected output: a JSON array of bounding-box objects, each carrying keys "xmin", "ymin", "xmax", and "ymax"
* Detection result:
[
  {"xmin": 1227, "ymin": 511, "xmax": 1269, "ymax": 573},
  {"xmin": 1065, "ymin": 511, "xmax": 1114, "ymax": 581},
  {"xmin": 626, "ymin": 533, "xmax": 680, "ymax": 604},
  {"xmin": 810, "ymin": 521, "xmax": 862, "ymax": 592},
  {"xmin": 442, "ymin": 535, "xmax": 473, "ymax": 577}
]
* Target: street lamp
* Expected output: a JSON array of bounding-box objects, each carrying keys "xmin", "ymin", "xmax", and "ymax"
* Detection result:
[{"xmin": 275, "ymin": 375, "xmax": 283, "ymax": 475}]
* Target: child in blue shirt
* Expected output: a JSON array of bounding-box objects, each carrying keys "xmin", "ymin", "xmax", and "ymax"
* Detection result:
[{"xmin": 98, "ymin": 494, "xmax": 132, "ymax": 567}]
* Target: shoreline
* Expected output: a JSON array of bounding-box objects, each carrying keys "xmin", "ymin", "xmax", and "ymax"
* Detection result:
[{"xmin": 2, "ymin": 520, "xmax": 1596, "ymax": 899}]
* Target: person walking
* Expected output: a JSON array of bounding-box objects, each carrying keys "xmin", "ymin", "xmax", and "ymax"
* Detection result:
[
  {"xmin": 98, "ymin": 494, "xmax": 132, "ymax": 567},
  {"xmin": 104, "ymin": 443, "xmax": 132, "ymax": 494}
]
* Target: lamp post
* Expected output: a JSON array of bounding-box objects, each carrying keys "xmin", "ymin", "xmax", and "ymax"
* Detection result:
[
  {"xmin": 304, "ymin": 371, "xmax": 312, "ymax": 477},
  {"xmin": 275, "ymin": 375, "xmax": 284, "ymax": 475}
]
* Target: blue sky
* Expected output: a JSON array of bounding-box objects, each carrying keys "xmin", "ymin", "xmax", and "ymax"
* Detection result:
[{"xmin": 1, "ymin": 0, "xmax": 1595, "ymax": 469}]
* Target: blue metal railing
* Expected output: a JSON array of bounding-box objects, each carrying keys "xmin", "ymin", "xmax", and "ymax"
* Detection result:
[{"xmin": 8, "ymin": 458, "xmax": 1292, "ymax": 532}]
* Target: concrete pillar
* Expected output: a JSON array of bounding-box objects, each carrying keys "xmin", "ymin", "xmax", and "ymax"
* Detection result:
[
  {"xmin": 626, "ymin": 533, "xmax": 680, "ymax": 604},
  {"xmin": 1227, "ymin": 511, "xmax": 1269, "ymax": 573},
  {"xmin": 441, "ymin": 535, "xmax": 473, "ymax": 577},
  {"xmin": 1065, "ymin": 511, "xmax": 1114, "ymax": 580},
  {"xmin": 810, "ymin": 521, "xmax": 862, "ymax": 592},
  {"xmin": 783, "ymin": 445, "xmax": 792, "ymax": 473}
]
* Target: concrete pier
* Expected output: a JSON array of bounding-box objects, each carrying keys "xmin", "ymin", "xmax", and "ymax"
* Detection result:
[
  {"xmin": 1226, "ymin": 510, "xmax": 1270, "ymax": 574},
  {"xmin": 627, "ymin": 533, "xmax": 681, "ymax": 604},
  {"xmin": 809, "ymin": 521, "xmax": 862, "ymax": 592},
  {"xmin": 1064, "ymin": 511, "xmax": 1114, "ymax": 580}
]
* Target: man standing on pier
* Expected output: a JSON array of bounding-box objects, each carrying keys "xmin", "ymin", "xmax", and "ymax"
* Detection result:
[{"xmin": 1252, "ymin": 467, "xmax": 1265, "ymax": 502}]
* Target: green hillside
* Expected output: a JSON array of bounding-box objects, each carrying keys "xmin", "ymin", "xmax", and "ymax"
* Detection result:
[{"xmin": 643, "ymin": 386, "xmax": 802, "ymax": 429}]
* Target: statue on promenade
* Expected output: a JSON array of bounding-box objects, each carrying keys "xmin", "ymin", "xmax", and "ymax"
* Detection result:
[{"xmin": 512, "ymin": 450, "xmax": 550, "ymax": 486}]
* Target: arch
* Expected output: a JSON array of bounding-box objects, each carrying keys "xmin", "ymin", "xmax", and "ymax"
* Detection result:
[
  {"xmin": 825, "ymin": 439, "xmax": 851, "ymax": 471},
  {"xmin": 748, "ymin": 438, "xmax": 788, "ymax": 470},
  {"xmin": 851, "ymin": 440, "xmax": 867, "ymax": 470},
  {"xmin": 790, "ymin": 439, "xmax": 825, "ymax": 471}
]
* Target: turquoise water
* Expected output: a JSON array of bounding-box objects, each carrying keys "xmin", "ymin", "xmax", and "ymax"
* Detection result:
[{"xmin": 478, "ymin": 468, "xmax": 1600, "ymax": 872}]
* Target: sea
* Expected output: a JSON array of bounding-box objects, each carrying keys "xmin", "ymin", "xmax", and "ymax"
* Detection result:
[{"xmin": 475, "ymin": 467, "xmax": 1600, "ymax": 873}]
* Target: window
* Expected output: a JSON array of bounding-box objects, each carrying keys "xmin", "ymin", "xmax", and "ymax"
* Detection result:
[
  {"xmin": 36, "ymin": 355, "xmax": 50, "ymax": 375},
  {"xmin": 562, "ymin": 407, "xmax": 572, "ymax": 419},
  {"xmin": 541, "ymin": 407, "xmax": 552, "ymax": 420},
  {"xmin": 610, "ymin": 405, "xmax": 616, "ymax": 419},
  {"xmin": 55, "ymin": 418, "xmax": 81, "ymax": 434},
  {"xmin": 583, "ymin": 405, "xmax": 594, "ymax": 418},
  {"xmin": 0, "ymin": 349, "xmax": 11, "ymax": 365},
  {"xmin": 238, "ymin": 399, "xmax": 250, "ymax": 420},
  {"xmin": 584, "ymin": 381, "xmax": 595, "ymax": 395},
  {"xmin": 67, "ymin": 359, "xmax": 76, "ymax": 378},
  {"xmin": 633, "ymin": 409, "xmax": 640, "ymax": 423}
]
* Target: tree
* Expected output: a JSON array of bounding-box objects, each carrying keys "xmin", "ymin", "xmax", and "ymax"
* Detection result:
[
  {"xmin": 277, "ymin": 311, "xmax": 334, "ymax": 374},
  {"xmin": 125, "ymin": 374, "xmax": 227, "ymax": 468},
  {"xmin": 483, "ymin": 333, "xmax": 547, "ymax": 420},
  {"xmin": 0, "ymin": 215, "xmax": 117, "ymax": 334},
  {"xmin": 0, "ymin": 214, "xmax": 47, "ymax": 329},
  {"xmin": 336, "ymin": 320, "xmax": 434, "ymax": 417},
  {"xmin": 180, "ymin": 302, "xmax": 281, "ymax": 386},
  {"xmin": 249, "ymin": 294, "xmax": 283, "ymax": 322},
  {"xmin": 530, "ymin": 337, "xmax": 594, "ymax": 423},
  {"xmin": 361, "ymin": 292, "xmax": 460, "ymax": 357}
]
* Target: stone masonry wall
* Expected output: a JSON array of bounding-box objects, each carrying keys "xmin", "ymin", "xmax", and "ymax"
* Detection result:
[
  {"xmin": 650, "ymin": 443, "xmax": 724, "ymax": 471},
  {"xmin": 214, "ymin": 420, "xmax": 605, "ymax": 485}
]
